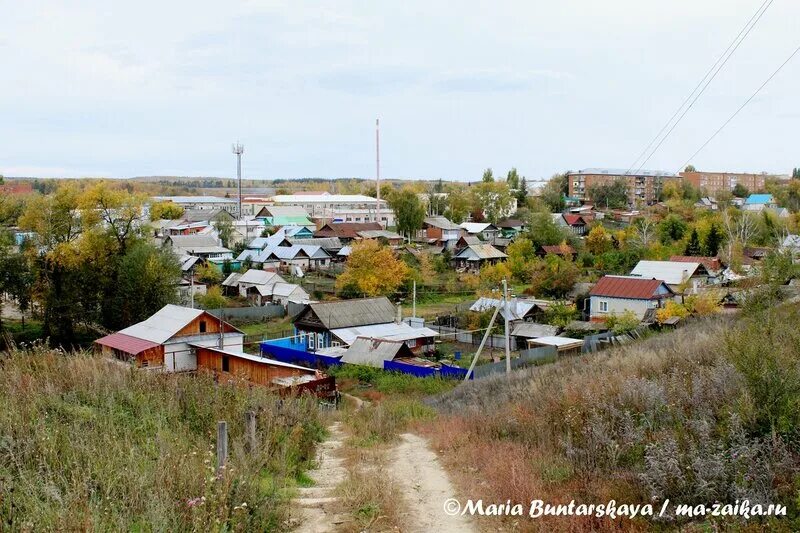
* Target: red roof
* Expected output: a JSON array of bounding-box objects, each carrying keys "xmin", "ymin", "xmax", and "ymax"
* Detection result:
[
  {"xmin": 314, "ymin": 222, "xmax": 382, "ymax": 239},
  {"xmin": 669, "ymin": 255, "xmax": 722, "ymax": 271},
  {"xmin": 589, "ymin": 276, "xmax": 672, "ymax": 299},
  {"xmin": 94, "ymin": 332, "xmax": 160, "ymax": 355},
  {"xmin": 563, "ymin": 214, "xmax": 585, "ymax": 226}
]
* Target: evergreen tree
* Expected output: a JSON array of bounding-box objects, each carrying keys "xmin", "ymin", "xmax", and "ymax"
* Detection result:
[
  {"xmin": 506, "ymin": 168, "xmax": 520, "ymax": 189},
  {"xmin": 684, "ymin": 228, "xmax": 702, "ymax": 256},
  {"xmin": 482, "ymin": 168, "xmax": 494, "ymax": 182},
  {"xmin": 516, "ymin": 176, "xmax": 528, "ymax": 204},
  {"xmin": 703, "ymin": 223, "xmax": 723, "ymax": 256}
]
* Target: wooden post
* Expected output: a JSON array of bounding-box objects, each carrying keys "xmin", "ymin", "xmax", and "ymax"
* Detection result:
[
  {"xmin": 216, "ymin": 420, "xmax": 228, "ymax": 476},
  {"xmin": 245, "ymin": 411, "xmax": 256, "ymax": 453}
]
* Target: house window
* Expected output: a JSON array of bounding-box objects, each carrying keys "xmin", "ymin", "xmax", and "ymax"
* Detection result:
[
  {"xmin": 317, "ymin": 334, "xmax": 324, "ymax": 349},
  {"xmin": 599, "ymin": 301, "xmax": 608, "ymax": 312},
  {"xmin": 222, "ymin": 355, "xmax": 230, "ymax": 372},
  {"xmin": 199, "ymin": 320, "xmax": 207, "ymax": 333},
  {"xmin": 651, "ymin": 300, "xmax": 659, "ymax": 308},
  {"xmin": 307, "ymin": 333, "xmax": 315, "ymax": 349}
]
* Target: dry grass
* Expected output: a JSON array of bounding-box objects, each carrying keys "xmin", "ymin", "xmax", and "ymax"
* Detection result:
[
  {"xmin": 0, "ymin": 347, "xmax": 324, "ymax": 530},
  {"xmin": 421, "ymin": 307, "xmax": 800, "ymax": 531}
]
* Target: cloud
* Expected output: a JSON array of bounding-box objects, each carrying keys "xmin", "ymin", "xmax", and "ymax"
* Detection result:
[{"xmin": 434, "ymin": 69, "xmax": 573, "ymax": 93}]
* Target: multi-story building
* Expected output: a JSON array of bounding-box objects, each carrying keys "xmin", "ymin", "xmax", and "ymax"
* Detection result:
[
  {"xmin": 269, "ymin": 193, "xmax": 394, "ymax": 227},
  {"xmin": 567, "ymin": 168, "xmax": 680, "ymax": 206},
  {"xmin": 679, "ymin": 171, "xmax": 768, "ymax": 196},
  {"xmin": 152, "ymin": 195, "xmax": 238, "ymax": 213}
]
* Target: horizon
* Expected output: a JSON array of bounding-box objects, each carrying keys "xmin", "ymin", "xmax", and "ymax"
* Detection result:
[{"xmin": 3, "ymin": 1, "xmax": 800, "ymax": 180}]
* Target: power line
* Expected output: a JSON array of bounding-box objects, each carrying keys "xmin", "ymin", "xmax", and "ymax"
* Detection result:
[
  {"xmin": 625, "ymin": 0, "xmax": 774, "ymax": 174},
  {"xmin": 677, "ymin": 41, "xmax": 800, "ymax": 173}
]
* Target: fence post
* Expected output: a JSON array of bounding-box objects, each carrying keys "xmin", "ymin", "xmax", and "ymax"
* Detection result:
[
  {"xmin": 245, "ymin": 411, "xmax": 256, "ymax": 453},
  {"xmin": 216, "ymin": 420, "xmax": 228, "ymax": 476}
]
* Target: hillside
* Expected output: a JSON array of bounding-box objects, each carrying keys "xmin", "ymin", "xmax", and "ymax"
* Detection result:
[
  {"xmin": 0, "ymin": 349, "xmax": 324, "ymax": 530},
  {"xmin": 423, "ymin": 299, "xmax": 800, "ymax": 531}
]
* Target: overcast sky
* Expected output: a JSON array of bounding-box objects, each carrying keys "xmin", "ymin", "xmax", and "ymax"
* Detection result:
[{"xmin": 2, "ymin": 0, "xmax": 799, "ymax": 180}]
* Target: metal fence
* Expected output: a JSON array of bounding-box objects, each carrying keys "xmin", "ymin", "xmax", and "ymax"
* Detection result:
[
  {"xmin": 472, "ymin": 345, "xmax": 557, "ymax": 379},
  {"xmin": 206, "ymin": 305, "xmax": 285, "ymax": 321}
]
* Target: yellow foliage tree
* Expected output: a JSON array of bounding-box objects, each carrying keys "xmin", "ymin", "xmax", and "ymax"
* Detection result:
[
  {"xmin": 685, "ymin": 292, "xmax": 722, "ymax": 316},
  {"xmin": 478, "ymin": 262, "xmax": 513, "ymax": 289},
  {"xmin": 336, "ymin": 240, "xmax": 410, "ymax": 297},
  {"xmin": 586, "ymin": 225, "xmax": 612, "ymax": 255},
  {"xmin": 655, "ymin": 300, "xmax": 690, "ymax": 323}
]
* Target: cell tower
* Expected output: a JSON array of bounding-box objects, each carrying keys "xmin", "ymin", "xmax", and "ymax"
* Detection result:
[
  {"xmin": 375, "ymin": 118, "xmax": 381, "ymax": 228},
  {"xmin": 232, "ymin": 142, "xmax": 244, "ymax": 219}
]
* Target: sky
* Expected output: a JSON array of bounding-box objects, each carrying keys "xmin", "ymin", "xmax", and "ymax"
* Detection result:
[{"xmin": 2, "ymin": 0, "xmax": 799, "ymax": 181}]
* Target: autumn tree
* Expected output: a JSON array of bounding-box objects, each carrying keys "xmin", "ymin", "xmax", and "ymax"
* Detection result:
[
  {"xmin": 526, "ymin": 255, "xmax": 578, "ymax": 298},
  {"xmin": 586, "ymin": 225, "xmax": 612, "ymax": 254},
  {"xmin": 541, "ymin": 173, "xmax": 567, "ymax": 212},
  {"xmin": 506, "ymin": 237, "xmax": 536, "ymax": 280},
  {"xmin": 482, "ymin": 168, "xmax": 494, "ymax": 182},
  {"xmin": 506, "ymin": 168, "xmax": 520, "ymax": 189},
  {"xmin": 150, "ymin": 201, "xmax": 185, "ymax": 221},
  {"xmin": 213, "ymin": 215, "xmax": 234, "ymax": 248},
  {"xmin": 587, "ymin": 178, "xmax": 628, "ymax": 208},
  {"xmin": 389, "ymin": 189, "xmax": 426, "ymax": 241},
  {"xmin": 444, "ymin": 185, "xmax": 471, "ymax": 223},
  {"xmin": 336, "ymin": 240, "xmax": 410, "ymax": 297},
  {"xmin": 471, "ymin": 181, "xmax": 514, "ymax": 224}
]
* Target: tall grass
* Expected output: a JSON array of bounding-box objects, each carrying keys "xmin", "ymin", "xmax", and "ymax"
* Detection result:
[
  {"xmin": 0, "ymin": 347, "xmax": 323, "ymax": 530},
  {"xmin": 424, "ymin": 306, "xmax": 800, "ymax": 530}
]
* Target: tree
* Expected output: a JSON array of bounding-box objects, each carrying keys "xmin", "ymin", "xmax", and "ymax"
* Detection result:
[
  {"xmin": 389, "ymin": 189, "xmax": 426, "ymax": 240},
  {"xmin": 658, "ymin": 214, "xmax": 688, "ymax": 244},
  {"xmin": 792, "ymin": 167, "xmax": 800, "ymax": 179},
  {"xmin": 213, "ymin": 216, "xmax": 234, "ymax": 248},
  {"xmin": 478, "ymin": 262, "xmax": 513, "ymax": 289},
  {"xmin": 684, "ymin": 165, "xmax": 696, "ymax": 172},
  {"xmin": 526, "ymin": 255, "xmax": 579, "ymax": 298},
  {"xmin": 525, "ymin": 212, "xmax": 567, "ymax": 248},
  {"xmin": 444, "ymin": 185, "xmax": 471, "ymax": 223},
  {"xmin": 114, "ymin": 242, "xmax": 181, "ymax": 328},
  {"xmin": 196, "ymin": 286, "xmax": 227, "ymax": 310},
  {"xmin": 587, "ymin": 178, "xmax": 628, "ymax": 209},
  {"xmin": 633, "ymin": 217, "xmax": 656, "ymax": 248},
  {"xmin": 544, "ymin": 301, "xmax": 578, "ymax": 327},
  {"xmin": 684, "ymin": 228, "xmax": 702, "ymax": 256},
  {"xmin": 150, "ymin": 201, "xmax": 185, "ymax": 221},
  {"xmin": 586, "ymin": 225, "xmax": 612, "ymax": 254},
  {"xmin": 195, "ymin": 263, "xmax": 222, "ymax": 284},
  {"xmin": 336, "ymin": 240, "xmax": 409, "ymax": 297},
  {"xmin": 703, "ymin": 223, "xmax": 723, "ymax": 256},
  {"xmin": 605, "ymin": 310, "xmax": 641, "ymax": 334},
  {"xmin": 516, "ymin": 176, "xmax": 529, "ymax": 205},
  {"xmin": 506, "ymin": 237, "xmax": 535, "ymax": 280},
  {"xmin": 732, "ymin": 183, "xmax": 750, "ymax": 198},
  {"xmin": 541, "ymin": 174, "xmax": 567, "ymax": 212},
  {"xmin": 506, "ymin": 168, "xmax": 520, "ymax": 189},
  {"xmin": 482, "ymin": 168, "xmax": 494, "ymax": 182},
  {"xmin": 471, "ymin": 181, "xmax": 513, "ymax": 224}
]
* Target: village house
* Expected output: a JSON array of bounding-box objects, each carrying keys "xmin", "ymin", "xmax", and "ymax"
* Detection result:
[
  {"xmin": 164, "ymin": 234, "xmax": 233, "ymax": 262},
  {"xmin": 537, "ymin": 243, "xmax": 578, "ymax": 260},
  {"xmin": 451, "ymin": 243, "xmax": 507, "ymax": 272},
  {"xmin": 588, "ymin": 275, "xmax": 676, "ymax": 321},
  {"xmin": 253, "ymin": 205, "xmax": 315, "ymax": 228},
  {"xmin": 356, "ymin": 229, "xmax": 405, "ymax": 246},
  {"xmin": 419, "ymin": 216, "xmax": 463, "ymax": 248},
  {"xmin": 338, "ymin": 337, "xmax": 415, "ymax": 368},
  {"xmin": 292, "ymin": 297, "xmax": 438, "ymax": 354},
  {"xmin": 94, "ymin": 305, "xmax": 244, "ymax": 371},
  {"xmin": 459, "ymin": 222, "xmax": 499, "ymax": 241},
  {"xmin": 470, "ymin": 296, "xmax": 550, "ymax": 323},
  {"xmin": 669, "ymin": 255, "xmax": 724, "ymax": 275},
  {"xmin": 742, "ymin": 194, "xmax": 777, "ymax": 212},
  {"xmin": 237, "ymin": 235, "xmax": 332, "ymax": 271},
  {"xmin": 313, "ymin": 222, "xmax": 383, "ymax": 243},
  {"xmin": 630, "ymin": 260, "xmax": 710, "ymax": 292},
  {"xmin": 562, "ymin": 214, "xmax": 588, "ymax": 235},
  {"xmin": 496, "ymin": 218, "xmax": 526, "ymax": 238}
]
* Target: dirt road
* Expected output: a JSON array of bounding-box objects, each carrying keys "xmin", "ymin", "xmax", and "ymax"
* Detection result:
[{"xmin": 390, "ymin": 433, "xmax": 476, "ymax": 533}]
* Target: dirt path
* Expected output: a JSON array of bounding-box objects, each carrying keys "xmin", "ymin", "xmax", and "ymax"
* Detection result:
[
  {"xmin": 292, "ymin": 421, "xmax": 352, "ymax": 532},
  {"xmin": 390, "ymin": 433, "xmax": 477, "ymax": 533}
]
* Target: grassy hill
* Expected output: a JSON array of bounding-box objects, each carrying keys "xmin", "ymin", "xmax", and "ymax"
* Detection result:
[
  {"xmin": 423, "ymin": 297, "xmax": 800, "ymax": 530},
  {"xmin": 0, "ymin": 348, "xmax": 323, "ymax": 530}
]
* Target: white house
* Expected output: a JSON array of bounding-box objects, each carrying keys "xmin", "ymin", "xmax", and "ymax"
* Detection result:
[
  {"xmin": 269, "ymin": 193, "xmax": 395, "ymax": 227},
  {"xmin": 630, "ymin": 260, "xmax": 710, "ymax": 292},
  {"xmin": 589, "ymin": 275, "xmax": 677, "ymax": 321}
]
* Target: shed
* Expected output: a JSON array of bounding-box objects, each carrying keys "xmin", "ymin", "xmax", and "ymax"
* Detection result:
[
  {"xmin": 339, "ymin": 337, "xmax": 415, "ymax": 367},
  {"xmin": 526, "ymin": 336, "xmax": 583, "ymax": 356}
]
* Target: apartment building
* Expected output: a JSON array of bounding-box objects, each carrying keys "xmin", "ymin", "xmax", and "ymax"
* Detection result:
[
  {"xmin": 567, "ymin": 168, "xmax": 679, "ymax": 205},
  {"xmin": 679, "ymin": 171, "xmax": 768, "ymax": 196},
  {"xmin": 270, "ymin": 193, "xmax": 395, "ymax": 227}
]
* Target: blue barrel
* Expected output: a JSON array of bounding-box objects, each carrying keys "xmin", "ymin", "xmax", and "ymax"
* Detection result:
[{"xmin": 454, "ymin": 351, "xmax": 461, "ymax": 360}]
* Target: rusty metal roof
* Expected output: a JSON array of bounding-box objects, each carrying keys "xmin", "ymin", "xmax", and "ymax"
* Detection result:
[
  {"xmin": 589, "ymin": 275, "xmax": 673, "ymax": 299},
  {"xmin": 94, "ymin": 332, "xmax": 159, "ymax": 355}
]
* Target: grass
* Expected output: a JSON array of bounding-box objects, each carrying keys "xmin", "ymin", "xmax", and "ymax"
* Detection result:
[
  {"xmin": 420, "ymin": 302, "xmax": 800, "ymax": 531},
  {"xmin": 235, "ymin": 317, "xmax": 293, "ymax": 338},
  {"xmin": 0, "ymin": 347, "xmax": 325, "ymax": 530}
]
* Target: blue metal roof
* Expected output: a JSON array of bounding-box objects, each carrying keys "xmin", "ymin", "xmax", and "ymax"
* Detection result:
[{"xmin": 745, "ymin": 194, "xmax": 773, "ymax": 205}]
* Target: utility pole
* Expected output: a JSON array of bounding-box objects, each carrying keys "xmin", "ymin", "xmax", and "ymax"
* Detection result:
[
  {"xmin": 232, "ymin": 142, "xmax": 244, "ymax": 220},
  {"xmin": 503, "ymin": 278, "xmax": 510, "ymax": 373},
  {"xmin": 375, "ymin": 118, "xmax": 381, "ymax": 228},
  {"xmin": 412, "ymin": 280, "xmax": 416, "ymax": 318}
]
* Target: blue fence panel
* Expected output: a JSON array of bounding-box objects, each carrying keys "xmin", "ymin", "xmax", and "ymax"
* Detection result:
[
  {"xmin": 383, "ymin": 360, "xmax": 437, "ymax": 378},
  {"xmin": 440, "ymin": 363, "xmax": 471, "ymax": 380}
]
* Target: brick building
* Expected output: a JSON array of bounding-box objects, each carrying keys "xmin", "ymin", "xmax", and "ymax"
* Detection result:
[
  {"xmin": 679, "ymin": 171, "xmax": 768, "ymax": 196},
  {"xmin": 567, "ymin": 168, "xmax": 679, "ymax": 206}
]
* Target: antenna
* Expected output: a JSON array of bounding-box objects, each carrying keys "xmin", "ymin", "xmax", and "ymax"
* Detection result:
[
  {"xmin": 375, "ymin": 118, "xmax": 381, "ymax": 228},
  {"xmin": 232, "ymin": 142, "xmax": 244, "ymax": 219}
]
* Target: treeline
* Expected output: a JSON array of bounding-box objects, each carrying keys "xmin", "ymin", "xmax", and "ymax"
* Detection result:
[{"xmin": 0, "ymin": 182, "xmax": 181, "ymax": 347}]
